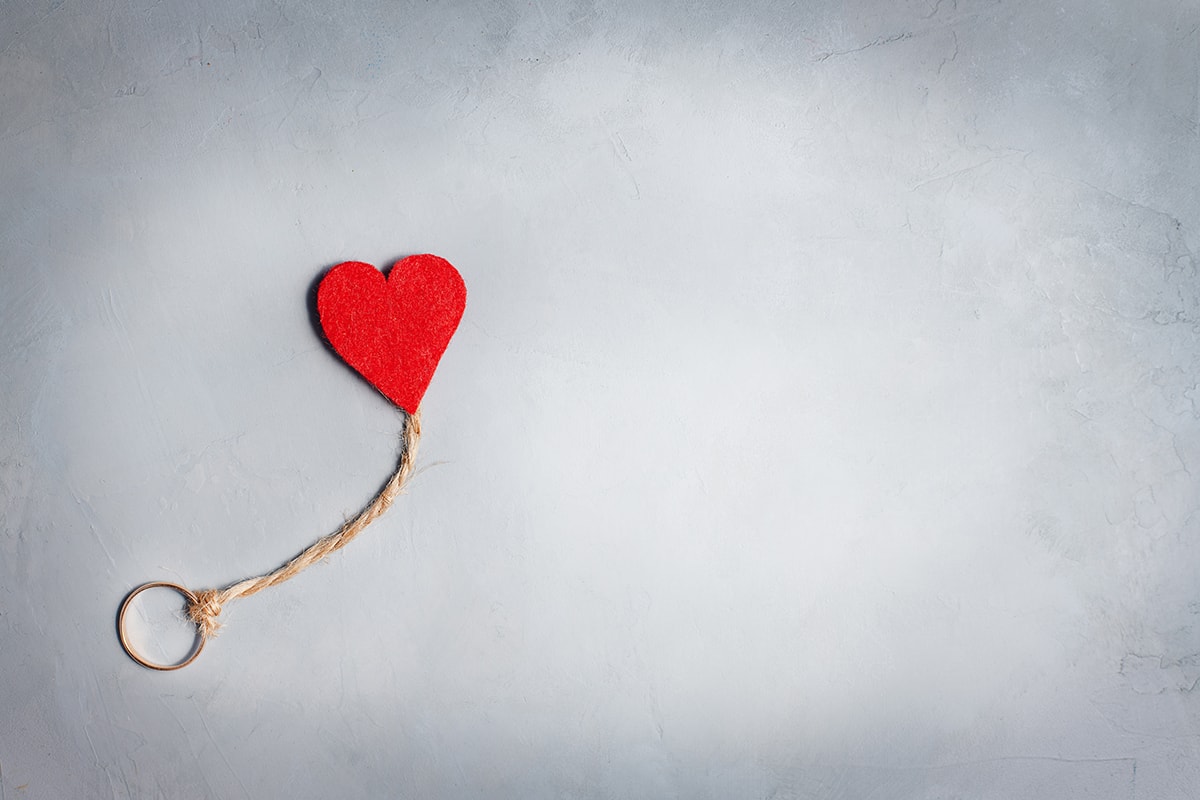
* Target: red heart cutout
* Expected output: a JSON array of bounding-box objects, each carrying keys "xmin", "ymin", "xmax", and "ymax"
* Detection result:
[{"xmin": 317, "ymin": 255, "xmax": 466, "ymax": 413}]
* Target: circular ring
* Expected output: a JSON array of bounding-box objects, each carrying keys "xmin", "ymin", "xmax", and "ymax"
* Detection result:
[{"xmin": 118, "ymin": 581, "xmax": 206, "ymax": 671}]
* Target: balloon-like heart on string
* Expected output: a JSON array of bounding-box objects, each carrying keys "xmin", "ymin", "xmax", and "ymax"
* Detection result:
[{"xmin": 118, "ymin": 254, "xmax": 466, "ymax": 670}]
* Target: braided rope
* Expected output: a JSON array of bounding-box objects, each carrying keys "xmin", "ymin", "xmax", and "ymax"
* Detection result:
[{"xmin": 187, "ymin": 410, "xmax": 421, "ymax": 639}]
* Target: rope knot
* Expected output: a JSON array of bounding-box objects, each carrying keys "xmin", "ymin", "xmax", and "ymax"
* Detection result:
[{"xmin": 188, "ymin": 589, "xmax": 225, "ymax": 639}]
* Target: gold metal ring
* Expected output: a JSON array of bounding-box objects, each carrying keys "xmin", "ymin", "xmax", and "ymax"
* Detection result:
[{"xmin": 118, "ymin": 581, "xmax": 205, "ymax": 671}]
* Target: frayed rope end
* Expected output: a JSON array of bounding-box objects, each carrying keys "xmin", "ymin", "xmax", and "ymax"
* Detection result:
[{"xmin": 188, "ymin": 590, "xmax": 225, "ymax": 639}]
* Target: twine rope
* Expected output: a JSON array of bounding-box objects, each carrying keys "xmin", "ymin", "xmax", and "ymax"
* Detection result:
[{"xmin": 187, "ymin": 410, "xmax": 421, "ymax": 639}]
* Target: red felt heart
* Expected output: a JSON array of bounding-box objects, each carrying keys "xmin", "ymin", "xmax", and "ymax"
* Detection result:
[{"xmin": 317, "ymin": 255, "xmax": 466, "ymax": 413}]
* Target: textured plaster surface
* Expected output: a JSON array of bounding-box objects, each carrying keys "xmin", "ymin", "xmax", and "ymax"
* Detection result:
[{"xmin": 2, "ymin": 1, "xmax": 1199, "ymax": 797}]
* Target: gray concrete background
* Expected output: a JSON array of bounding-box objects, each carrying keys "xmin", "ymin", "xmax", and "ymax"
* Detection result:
[{"xmin": 2, "ymin": 0, "xmax": 1199, "ymax": 797}]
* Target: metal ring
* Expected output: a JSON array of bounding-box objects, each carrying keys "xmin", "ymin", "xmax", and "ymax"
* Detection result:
[{"xmin": 118, "ymin": 581, "xmax": 206, "ymax": 671}]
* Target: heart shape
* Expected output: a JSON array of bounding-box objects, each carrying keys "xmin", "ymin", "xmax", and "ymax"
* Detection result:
[{"xmin": 317, "ymin": 255, "xmax": 466, "ymax": 413}]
